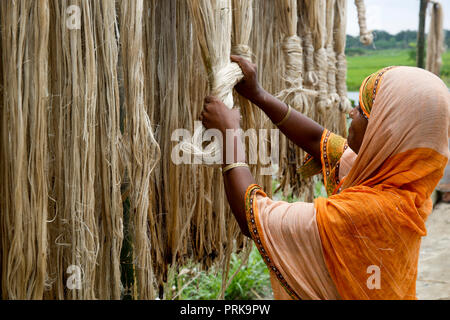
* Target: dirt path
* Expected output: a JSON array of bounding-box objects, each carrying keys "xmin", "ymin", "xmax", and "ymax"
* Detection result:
[{"xmin": 417, "ymin": 202, "xmax": 450, "ymax": 300}]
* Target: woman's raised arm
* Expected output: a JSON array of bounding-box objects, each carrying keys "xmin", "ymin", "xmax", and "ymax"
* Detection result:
[{"xmin": 231, "ymin": 55, "xmax": 324, "ymax": 160}]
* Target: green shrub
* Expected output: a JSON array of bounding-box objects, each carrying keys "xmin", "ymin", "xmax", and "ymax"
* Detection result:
[{"xmin": 346, "ymin": 48, "xmax": 366, "ymax": 57}]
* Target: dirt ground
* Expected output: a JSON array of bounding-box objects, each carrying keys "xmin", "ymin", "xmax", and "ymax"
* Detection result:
[{"xmin": 417, "ymin": 201, "xmax": 450, "ymax": 300}]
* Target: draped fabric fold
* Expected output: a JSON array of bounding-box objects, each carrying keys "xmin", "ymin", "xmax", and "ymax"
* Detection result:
[
  {"xmin": 245, "ymin": 184, "xmax": 340, "ymax": 300},
  {"xmin": 316, "ymin": 67, "xmax": 449, "ymax": 299}
]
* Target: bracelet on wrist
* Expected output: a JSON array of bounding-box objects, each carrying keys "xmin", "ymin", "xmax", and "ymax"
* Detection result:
[
  {"xmin": 222, "ymin": 162, "xmax": 249, "ymax": 174},
  {"xmin": 275, "ymin": 104, "xmax": 292, "ymax": 127}
]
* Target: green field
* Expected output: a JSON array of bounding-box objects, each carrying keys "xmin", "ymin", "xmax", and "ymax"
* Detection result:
[{"xmin": 346, "ymin": 49, "xmax": 450, "ymax": 91}]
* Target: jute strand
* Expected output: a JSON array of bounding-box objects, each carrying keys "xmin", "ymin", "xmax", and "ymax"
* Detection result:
[
  {"xmin": 217, "ymin": 0, "xmax": 256, "ymax": 299},
  {"xmin": 276, "ymin": 0, "xmax": 318, "ymax": 116},
  {"xmin": 120, "ymin": 0, "xmax": 161, "ymax": 300},
  {"xmin": 183, "ymin": 0, "xmax": 244, "ymax": 158},
  {"xmin": 354, "ymin": 0, "xmax": 374, "ymax": 45},
  {"xmin": 326, "ymin": 0, "xmax": 341, "ymax": 112},
  {"xmin": 306, "ymin": 0, "xmax": 332, "ymax": 114},
  {"xmin": 298, "ymin": 1, "xmax": 319, "ymax": 88},
  {"xmin": 0, "ymin": 0, "xmax": 50, "ymax": 300},
  {"xmin": 92, "ymin": 0, "xmax": 123, "ymax": 299},
  {"xmin": 335, "ymin": 0, "xmax": 353, "ymax": 114},
  {"xmin": 426, "ymin": 2, "xmax": 445, "ymax": 76}
]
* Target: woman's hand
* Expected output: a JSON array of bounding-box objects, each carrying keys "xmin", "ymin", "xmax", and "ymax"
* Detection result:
[
  {"xmin": 231, "ymin": 55, "xmax": 264, "ymax": 103},
  {"xmin": 200, "ymin": 96, "xmax": 241, "ymax": 134}
]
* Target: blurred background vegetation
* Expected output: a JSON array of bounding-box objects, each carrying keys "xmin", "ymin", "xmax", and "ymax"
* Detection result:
[{"xmin": 346, "ymin": 29, "xmax": 450, "ymax": 91}]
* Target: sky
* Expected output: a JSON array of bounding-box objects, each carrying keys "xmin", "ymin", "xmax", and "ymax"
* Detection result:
[{"xmin": 347, "ymin": 0, "xmax": 450, "ymax": 36}]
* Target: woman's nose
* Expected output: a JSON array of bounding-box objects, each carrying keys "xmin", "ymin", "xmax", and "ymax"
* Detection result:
[{"xmin": 349, "ymin": 108, "xmax": 356, "ymax": 118}]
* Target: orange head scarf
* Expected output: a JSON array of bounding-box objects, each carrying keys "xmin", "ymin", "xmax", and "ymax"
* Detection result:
[
  {"xmin": 359, "ymin": 66, "xmax": 397, "ymax": 119},
  {"xmin": 315, "ymin": 66, "xmax": 450, "ymax": 299}
]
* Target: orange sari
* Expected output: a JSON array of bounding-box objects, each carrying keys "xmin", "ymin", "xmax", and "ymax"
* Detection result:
[
  {"xmin": 316, "ymin": 67, "xmax": 449, "ymax": 299},
  {"xmin": 245, "ymin": 67, "xmax": 450, "ymax": 300}
]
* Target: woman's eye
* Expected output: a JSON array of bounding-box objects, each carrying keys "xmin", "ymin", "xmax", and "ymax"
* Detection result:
[{"xmin": 357, "ymin": 106, "xmax": 363, "ymax": 114}]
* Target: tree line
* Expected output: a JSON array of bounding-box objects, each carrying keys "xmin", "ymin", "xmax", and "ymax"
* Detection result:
[{"xmin": 346, "ymin": 29, "xmax": 450, "ymax": 55}]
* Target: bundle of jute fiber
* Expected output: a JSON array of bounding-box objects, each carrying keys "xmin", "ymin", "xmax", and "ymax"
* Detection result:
[
  {"xmin": 140, "ymin": 0, "xmax": 247, "ymax": 298},
  {"xmin": 334, "ymin": 0, "xmax": 353, "ymax": 115},
  {"xmin": 171, "ymin": 0, "xmax": 216, "ymax": 283},
  {"xmin": 43, "ymin": 0, "xmax": 127, "ymax": 300},
  {"xmin": 249, "ymin": 0, "xmax": 290, "ymax": 196},
  {"xmin": 144, "ymin": 0, "xmax": 209, "ymax": 293},
  {"xmin": 305, "ymin": 0, "xmax": 333, "ymax": 114},
  {"xmin": 46, "ymin": 0, "xmax": 100, "ymax": 300},
  {"xmin": 174, "ymin": 1, "xmax": 206, "ymax": 271},
  {"xmin": 180, "ymin": 0, "xmax": 229, "ymax": 273},
  {"xmin": 232, "ymin": 0, "xmax": 271, "ymax": 196},
  {"xmin": 154, "ymin": 0, "xmax": 183, "ymax": 285},
  {"xmin": 232, "ymin": 0, "xmax": 258, "ymax": 176},
  {"xmin": 183, "ymin": 0, "xmax": 244, "ymax": 159},
  {"xmin": 274, "ymin": 0, "xmax": 317, "ymax": 198},
  {"xmin": 249, "ymin": 0, "xmax": 280, "ymax": 197},
  {"xmin": 0, "ymin": 0, "xmax": 49, "ymax": 300},
  {"xmin": 354, "ymin": 0, "xmax": 374, "ymax": 45},
  {"xmin": 141, "ymin": 0, "xmax": 179, "ymax": 292},
  {"xmin": 426, "ymin": 2, "xmax": 445, "ymax": 76},
  {"xmin": 91, "ymin": 0, "xmax": 124, "ymax": 299},
  {"xmin": 186, "ymin": 0, "xmax": 248, "ymax": 278},
  {"xmin": 120, "ymin": 0, "xmax": 161, "ymax": 300},
  {"xmin": 325, "ymin": 0, "xmax": 341, "ymax": 112},
  {"xmin": 218, "ymin": 0, "xmax": 256, "ymax": 298},
  {"xmin": 46, "ymin": 0, "xmax": 77, "ymax": 299},
  {"xmin": 298, "ymin": 1, "xmax": 319, "ymax": 88},
  {"xmin": 276, "ymin": 0, "xmax": 318, "ymax": 116}
]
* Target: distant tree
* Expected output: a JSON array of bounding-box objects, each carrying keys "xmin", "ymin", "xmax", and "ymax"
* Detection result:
[
  {"xmin": 395, "ymin": 30, "xmax": 418, "ymax": 49},
  {"xmin": 372, "ymin": 30, "xmax": 392, "ymax": 41}
]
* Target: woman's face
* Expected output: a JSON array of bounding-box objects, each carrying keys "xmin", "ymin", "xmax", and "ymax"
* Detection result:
[{"xmin": 348, "ymin": 104, "xmax": 368, "ymax": 154}]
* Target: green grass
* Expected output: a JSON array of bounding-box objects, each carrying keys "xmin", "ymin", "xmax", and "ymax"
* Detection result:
[
  {"xmin": 440, "ymin": 50, "xmax": 450, "ymax": 86},
  {"xmin": 168, "ymin": 246, "xmax": 272, "ymax": 300},
  {"xmin": 346, "ymin": 49, "xmax": 450, "ymax": 91}
]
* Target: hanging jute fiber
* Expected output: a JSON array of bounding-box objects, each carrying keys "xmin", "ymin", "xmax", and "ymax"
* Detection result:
[
  {"xmin": 0, "ymin": 0, "xmax": 49, "ymax": 300},
  {"xmin": 0, "ymin": 0, "xmax": 357, "ymax": 299},
  {"xmin": 426, "ymin": 2, "xmax": 445, "ymax": 76},
  {"xmin": 354, "ymin": 0, "xmax": 374, "ymax": 45}
]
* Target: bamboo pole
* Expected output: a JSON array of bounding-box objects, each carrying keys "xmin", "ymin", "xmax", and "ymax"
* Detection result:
[{"xmin": 417, "ymin": 0, "xmax": 429, "ymax": 68}]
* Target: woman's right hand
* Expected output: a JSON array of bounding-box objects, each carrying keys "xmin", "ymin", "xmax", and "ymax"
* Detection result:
[{"xmin": 231, "ymin": 55, "xmax": 264, "ymax": 103}]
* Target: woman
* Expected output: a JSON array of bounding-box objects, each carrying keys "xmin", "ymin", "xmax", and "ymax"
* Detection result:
[{"xmin": 200, "ymin": 56, "xmax": 450, "ymax": 300}]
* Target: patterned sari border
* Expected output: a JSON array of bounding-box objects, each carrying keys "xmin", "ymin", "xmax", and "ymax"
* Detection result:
[
  {"xmin": 320, "ymin": 130, "xmax": 331, "ymax": 192},
  {"xmin": 244, "ymin": 184, "xmax": 300, "ymax": 300}
]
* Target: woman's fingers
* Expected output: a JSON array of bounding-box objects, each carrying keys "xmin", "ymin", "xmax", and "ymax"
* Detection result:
[
  {"xmin": 231, "ymin": 55, "xmax": 253, "ymax": 74},
  {"xmin": 230, "ymin": 55, "xmax": 242, "ymax": 64},
  {"xmin": 200, "ymin": 95, "xmax": 241, "ymax": 132},
  {"xmin": 202, "ymin": 96, "xmax": 218, "ymax": 121},
  {"xmin": 200, "ymin": 110, "xmax": 210, "ymax": 128},
  {"xmin": 204, "ymin": 95, "xmax": 220, "ymax": 105}
]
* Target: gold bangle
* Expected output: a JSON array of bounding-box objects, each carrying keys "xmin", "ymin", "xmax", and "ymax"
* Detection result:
[
  {"xmin": 275, "ymin": 104, "xmax": 292, "ymax": 127},
  {"xmin": 222, "ymin": 162, "xmax": 249, "ymax": 174}
]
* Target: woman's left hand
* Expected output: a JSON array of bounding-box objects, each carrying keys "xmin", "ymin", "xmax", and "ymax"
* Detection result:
[{"xmin": 200, "ymin": 96, "xmax": 241, "ymax": 134}]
